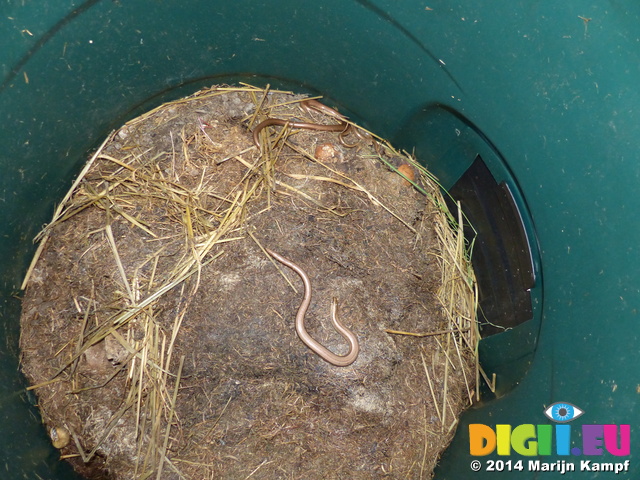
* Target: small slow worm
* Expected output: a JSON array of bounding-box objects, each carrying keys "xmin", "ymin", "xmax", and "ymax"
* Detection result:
[
  {"xmin": 300, "ymin": 100, "xmax": 373, "ymax": 146},
  {"xmin": 253, "ymin": 99, "xmax": 372, "ymax": 150},
  {"xmin": 252, "ymin": 117, "xmax": 346, "ymax": 149},
  {"xmin": 266, "ymin": 248, "xmax": 359, "ymax": 367}
]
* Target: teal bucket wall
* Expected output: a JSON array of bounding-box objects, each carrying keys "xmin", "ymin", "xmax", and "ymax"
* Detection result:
[{"xmin": 2, "ymin": 2, "xmax": 639, "ymax": 478}]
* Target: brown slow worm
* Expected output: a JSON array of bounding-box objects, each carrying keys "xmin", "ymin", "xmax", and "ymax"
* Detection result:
[
  {"xmin": 266, "ymin": 248, "xmax": 359, "ymax": 367},
  {"xmin": 252, "ymin": 117, "xmax": 347, "ymax": 149},
  {"xmin": 253, "ymin": 99, "xmax": 372, "ymax": 150}
]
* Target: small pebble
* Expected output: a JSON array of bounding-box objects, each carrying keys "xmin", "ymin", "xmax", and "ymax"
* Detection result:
[
  {"xmin": 314, "ymin": 142, "xmax": 344, "ymax": 163},
  {"xmin": 50, "ymin": 426, "xmax": 71, "ymax": 449},
  {"xmin": 397, "ymin": 164, "xmax": 416, "ymax": 187}
]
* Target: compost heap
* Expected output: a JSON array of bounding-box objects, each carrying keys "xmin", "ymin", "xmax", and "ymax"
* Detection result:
[{"xmin": 20, "ymin": 85, "xmax": 478, "ymax": 480}]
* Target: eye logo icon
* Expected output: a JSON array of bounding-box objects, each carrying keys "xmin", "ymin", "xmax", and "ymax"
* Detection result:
[{"xmin": 544, "ymin": 402, "xmax": 584, "ymax": 423}]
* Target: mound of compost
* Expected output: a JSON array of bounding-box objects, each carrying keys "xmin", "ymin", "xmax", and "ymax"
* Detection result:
[{"xmin": 20, "ymin": 85, "xmax": 477, "ymax": 479}]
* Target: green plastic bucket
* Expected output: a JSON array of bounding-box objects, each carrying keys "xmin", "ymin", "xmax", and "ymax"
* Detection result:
[{"xmin": 2, "ymin": 2, "xmax": 638, "ymax": 478}]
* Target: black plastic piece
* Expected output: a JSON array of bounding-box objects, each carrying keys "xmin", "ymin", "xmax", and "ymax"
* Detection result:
[{"xmin": 445, "ymin": 156, "xmax": 534, "ymax": 336}]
